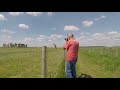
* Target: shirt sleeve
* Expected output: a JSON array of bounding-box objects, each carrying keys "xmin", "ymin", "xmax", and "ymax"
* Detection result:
[
  {"xmin": 65, "ymin": 41, "xmax": 71, "ymax": 50},
  {"xmin": 63, "ymin": 42, "xmax": 67, "ymax": 49}
]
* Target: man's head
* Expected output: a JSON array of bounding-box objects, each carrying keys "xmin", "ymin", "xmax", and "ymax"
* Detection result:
[{"xmin": 68, "ymin": 33, "xmax": 74, "ymax": 39}]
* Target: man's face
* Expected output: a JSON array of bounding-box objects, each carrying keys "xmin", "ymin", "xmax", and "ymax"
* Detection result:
[{"xmin": 67, "ymin": 36, "xmax": 70, "ymax": 40}]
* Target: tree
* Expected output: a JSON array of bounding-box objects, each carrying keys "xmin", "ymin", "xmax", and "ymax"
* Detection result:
[
  {"xmin": 25, "ymin": 44, "xmax": 27, "ymax": 47},
  {"xmin": 2, "ymin": 44, "xmax": 6, "ymax": 48},
  {"xmin": 53, "ymin": 43, "xmax": 57, "ymax": 48},
  {"xmin": 15, "ymin": 43, "xmax": 17, "ymax": 48}
]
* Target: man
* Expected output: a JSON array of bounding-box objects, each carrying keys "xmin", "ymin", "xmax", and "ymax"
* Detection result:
[{"xmin": 63, "ymin": 34, "xmax": 79, "ymax": 78}]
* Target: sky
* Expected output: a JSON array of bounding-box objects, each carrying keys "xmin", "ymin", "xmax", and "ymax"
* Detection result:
[{"xmin": 0, "ymin": 12, "xmax": 120, "ymax": 47}]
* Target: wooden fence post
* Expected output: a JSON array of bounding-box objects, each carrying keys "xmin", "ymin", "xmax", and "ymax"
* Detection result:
[{"xmin": 42, "ymin": 46, "xmax": 47, "ymax": 78}]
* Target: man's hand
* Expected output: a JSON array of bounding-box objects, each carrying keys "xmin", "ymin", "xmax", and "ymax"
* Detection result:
[
  {"xmin": 63, "ymin": 47, "xmax": 66, "ymax": 50},
  {"xmin": 65, "ymin": 38, "xmax": 68, "ymax": 42}
]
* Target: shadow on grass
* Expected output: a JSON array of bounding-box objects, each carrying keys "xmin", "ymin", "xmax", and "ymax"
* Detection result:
[{"xmin": 78, "ymin": 73, "xmax": 93, "ymax": 78}]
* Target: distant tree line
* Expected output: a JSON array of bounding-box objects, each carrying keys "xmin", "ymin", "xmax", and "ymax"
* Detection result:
[{"xmin": 2, "ymin": 43, "xmax": 27, "ymax": 48}]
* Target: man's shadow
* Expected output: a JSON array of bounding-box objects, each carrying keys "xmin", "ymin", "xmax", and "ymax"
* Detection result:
[{"xmin": 78, "ymin": 73, "xmax": 93, "ymax": 78}]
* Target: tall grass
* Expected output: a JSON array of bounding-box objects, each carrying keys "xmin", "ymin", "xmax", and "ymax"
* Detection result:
[{"xmin": 76, "ymin": 47, "xmax": 120, "ymax": 78}]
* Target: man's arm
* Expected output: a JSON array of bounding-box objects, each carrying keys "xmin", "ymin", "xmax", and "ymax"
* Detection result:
[
  {"xmin": 63, "ymin": 42, "xmax": 67, "ymax": 50},
  {"xmin": 64, "ymin": 41, "xmax": 71, "ymax": 50}
]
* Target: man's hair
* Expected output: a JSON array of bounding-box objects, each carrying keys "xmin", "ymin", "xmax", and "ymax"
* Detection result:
[{"xmin": 68, "ymin": 33, "xmax": 74, "ymax": 38}]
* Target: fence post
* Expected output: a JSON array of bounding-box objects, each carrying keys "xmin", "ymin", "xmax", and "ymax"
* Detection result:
[{"xmin": 42, "ymin": 46, "xmax": 47, "ymax": 78}]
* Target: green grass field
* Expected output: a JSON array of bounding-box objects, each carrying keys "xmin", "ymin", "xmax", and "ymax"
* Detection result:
[{"xmin": 0, "ymin": 47, "xmax": 120, "ymax": 78}]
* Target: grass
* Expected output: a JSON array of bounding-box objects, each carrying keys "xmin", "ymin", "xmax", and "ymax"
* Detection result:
[
  {"xmin": 76, "ymin": 47, "xmax": 120, "ymax": 78},
  {"xmin": 0, "ymin": 47, "xmax": 120, "ymax": 78},
  {"xmin": 0, "ymin": 48, "xmax": 65, "ymax": 78}
]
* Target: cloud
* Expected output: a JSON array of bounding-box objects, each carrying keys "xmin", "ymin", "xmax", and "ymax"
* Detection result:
[
  {"xmin": 114, "ymin": 39, "xmax": 120, "ymax": 41},
  {"xmin": 82, "ymin": 20, "xmax": 94, "ymax": 27},
  {"xmin": 1, "ymin": 35, "xmax": 12, "ymax": 39},
  {"xmin": 36, "ymin": 35, "xmax": 48, "ymax": 42},
  {"xmin": 1, "ymin": 35, "xmax": 13, "ymax": 45},
  {"xmin": 80, "ymin": 33, "xmax": 84, "ymax": 35},
  {"xmin": 0, "ymin": 14, "xmax": 7, "ymax": 21},
  {"xmin": 9, "ymin": 12, "xmax": 24, "ymax": 16},
  {"xmin": 39, "ymin": 35, "xmax": 48, "ymax": 38},
  {"xmin": 20, "ymin": 37, "xmax": 35, "ymax": 46},
  {"xmin": 92, "ymin": 33, "xmax": 110, "ymax": 40},
  {"xmin": 49, "ymin": 34, "xmax": 63, "ymax": 39},
  {"xmin": 35, "ymin": 34, "xmax": 64, "ymax": 47},
  {"xmin": 94, "ymin": 15, "xmax": 106, "ymax": 21},
  {"xmin": 18, "ymin": 24, "xmax": 30, "ymax": 29},
  {"xmin": 92, "ymin": 33, "xmax": 104, "ymax": 37},
  {"xmin": 64, "ymin": 25, "xmax": 79, "ymax": 31},
  {"xmin": 48, "ymin": 40, "xmax": 52, "ymax": 42},
  {"xmin": 51, "ymin": 28, "xmax": 56, "ymax": 31},
  {"xmin": 36, "ymin": 34, "xmax": 63, "ymax": 42},
  {"xmin": 92, "ymin": 32, "xmax": 120, "ymax": 41},
  {"xmin": 48, "ymin": 12, "xmax": 53, "ymax": 16},
  {"xmin": 23, "ymin": 37, "xmax": 34, "ymax": 41},
  {"xmin": 26, "ymin": 12, "xmax": 43, "ymax": 16},
  {"xmin": 76, "ymin": 36, "xmax": 86, "ymax": 40},
  {"xmin": 107, "ymin": 31, "xmax": 120, "ymax": 39},
  {"xmin": 108, "ymin": 31, "xmax": 118, "ymax": 35},
  {"xmin": 112, "ymin": 33, "xmax": 120, "ymax": 39},
  {"xmin": 7, "ymin": 36, "xmax": 12, "ymax": 39},
  {"xmin": 1, "ymin": 29, "xmax": 15, "ymax": 33},
  {"xmin": 36, "ymin": 37, "xmax": 45, "ymax": 41}
]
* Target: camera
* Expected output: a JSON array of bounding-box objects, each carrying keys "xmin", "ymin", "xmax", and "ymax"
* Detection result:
[{"xmin": 64, "ymin": 38, "xmax": 68, "ymax": 42}]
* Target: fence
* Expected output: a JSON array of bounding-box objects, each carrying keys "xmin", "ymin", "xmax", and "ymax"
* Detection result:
[{"xmin": 41, "ymin": 46, "xmax": 66, "ymax": 78}]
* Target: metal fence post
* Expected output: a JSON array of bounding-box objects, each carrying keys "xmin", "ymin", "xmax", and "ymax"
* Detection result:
[{"xmin": 42, "ymin": 46, "xmax": 47, "ymax": 78}]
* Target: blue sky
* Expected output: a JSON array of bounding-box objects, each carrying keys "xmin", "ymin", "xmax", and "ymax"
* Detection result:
[{"xmin": 0, "ymin": 12, "xmax": 120, "ymax": 47}]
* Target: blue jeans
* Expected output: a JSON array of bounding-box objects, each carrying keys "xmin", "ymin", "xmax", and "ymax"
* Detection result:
[{"xmin": 65, "ymin": 60, "xmax": 77, "ymax": 78}]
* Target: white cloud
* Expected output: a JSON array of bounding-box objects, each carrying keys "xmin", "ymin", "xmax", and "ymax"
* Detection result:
[
  {"xmin": 87, "ymin": 39, "xmax": 93, "ymax": 41},
  {"xmin": 0, "ymin": 34, "xmax": 64, "ymax": 47},
  {"xmin": 112, "ymin": 33, "xmax": 120, "ymax": 39},
  {"xmin": 80, "ymin": 33, "xmax": 84, "ymax": 35},
  {"xmin": 0, "ymin": 14, "xmax": 7, "ymax": 21},
  {"xmin": 24, "ymin": 37, "xmax": 34, "ymax": 41},
  {"xmin": 76, "ymin": 36, "xmax": 86, "ymax": 40},
  {"xmin": 92, "ymin": 33, "xmax": 104, "ymax": 37},
  {"xmin": 51, "ymin": 28, "xmax": 56, "ymax": 31},
  {"xmin": 26, "ymin": 12, "xmax": 43, "ymax": 16},
  {"xmin": 39, "ymin": 35, "xmax": 48, "ymax": 38},
  {"xmin": 9, "ymin": 12, "xmax": 24, "ymax": 16},
  {"xmin": 48, "ymin": 40, "xmax": 52, "ymax": 42},
  {"xmin": 20, "ymin": 37, "xmax": 35, "ymax": 46},
  {"xmin": 36, "ymin": 35, "xmax": 48, "ymax": 42},
  {"xmin": 64, "ymin": 25, "xmax": 79, "ymax": 31},
  {"xmin": 7, "ymin": 36, "xmax": 12, "ymax": 39},
  {"xmin": 94, "ymin": 15, "xmax": 106, "ymax": 21},
  {"xmin": 18, "ymin": 24, "xmax": 30, "ymax": 29},
  {"xmin": 48, "ymin": 12, "xmax": 53, "ymax": 16},
  {"xmin": 82, "ymin": 20, "xmax": 94, "ymax": 27},
  {"xmin": 92, "ymin": 33, "xmax": 110, "ymax": 40},
  {"xmin": 1, "ymin": 29, "xmax": 15, "ymax": 33},
  {"xmin": 36, "ymin": 37, "xmax": 45, "ymax": 41},
  {"xmin": 108, "ymin": 31, "xmax": 118, "ymax": 35},
  {"xmin": 107, "ymin": 31, "xmax": 120, "ymax": 39},
  {"xmin": 114, "ymin": 39, "xmax": 120, "ymax": 41},
  {"xmin": 1, "ymin": 35, "xmax": 12, "ymax": 39},
  {"xmin": 36, "ymin": 37, "xmax": 44, "ymax": 40},
  {"xmin": 89, "ymin": 32, "xmax": 120, "ymax": 44},
  {"xmin": 22, "ymin": 38, "xmax": 34, "ymax": 44},
  {"xmin": 49, "ymin": 34, "xmax": 63, "ymax": 39}
]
